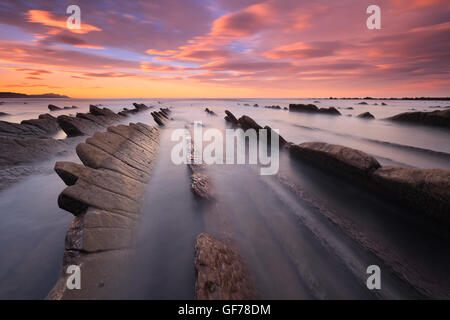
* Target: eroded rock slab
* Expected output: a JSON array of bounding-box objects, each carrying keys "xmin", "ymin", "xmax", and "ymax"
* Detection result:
[
  {"xmin": 194, "ymin": 233, "xmax": 258, "ymax": 300},
  {"xmin": 287, "ymin": 142, "xmax": 381, "ymax": 178},
  {"xmin": 388, "ymin": 109, "xmax": 450, "ymax": 128},
  {"xmin": 371, "ymin": 166, "xmax": 450, "ymax": 225},
  {"xmin": 47, "ymin": 122, "xmax": 160, "ymax": 300}
]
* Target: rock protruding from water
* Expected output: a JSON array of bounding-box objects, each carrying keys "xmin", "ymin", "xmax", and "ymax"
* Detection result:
[
  {"xmin": 194, "ymin": 233, "xmax": 258, "ymax": 300},
  {"xmin": 20, "ymin": 113, "xmax": 59, "ymax": 134},
  {"xmin": 205, "ymin": 108, "xmax": 217, "ymax": 116},
  {"xmin": 224, "ymin": 110, "xmax": 238, "ymax": 125},
  {"xmin": 0, "ymin": 112, "xmax": 9, "ymax": 117},
  {"xmin": 288, "ymin": 142, "xmax": 381, "ymax": 178},
  {"xmin": 371, "ymin": 166, "xmax": 450, "ymax": 225},
  {"xmin": 388, "ymin": 109, "xmax": 450, "ymax": 128},
  {"xmin": 47, "ymin": 122, "xmax": 160, "ymax": 300},
  {"xmin": 57, "ymin": 104, "xmax": 149, "ymax": 137},
  {"xmin": 289, "ymin": 104, "xmax": 341, "ymax": 116},
  {"xmin": 48, "ymin": 104, "xmax": 62, "ymax": 111},
  {"xmin": 357, "ymin": 112, "xmax": 375, "ymax": 119},
  {"xmin": 151, "ymin": 108, "xmax": 171, "ymax": 126}
]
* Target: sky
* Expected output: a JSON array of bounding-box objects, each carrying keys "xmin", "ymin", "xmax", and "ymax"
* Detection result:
[{"xmin": 0, "ymin": 0, "xmax": 449, "ymax": 98}]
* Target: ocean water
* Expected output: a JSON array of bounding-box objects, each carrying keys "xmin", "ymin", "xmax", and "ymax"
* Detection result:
[{"xmin": 0, "ymin": 98, "xmax": 449, "ymax": 299}]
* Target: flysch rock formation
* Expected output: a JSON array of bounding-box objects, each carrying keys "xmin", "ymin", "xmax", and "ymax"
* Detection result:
[
  {"xmin": 0, "ymin": 103, "xmax": 151, "ymax": 191},
  {"xmin": 151, "ymin": 108, "xmax": 171, "ymax": 126},
  {"xmin": 223, "ymin": 111, "xmax": 450, "ymax": 228},
  {"xmin": 194, "ymin": 233, "xmax": 259, "ymax": 300},
  {"xmin": 286, "ymin": 142, "xmax": 450, "ymax": 227},
  {"xmin": 289, "ymin": 104, "xmax": 341, "ymax": 116},
  {"xmin": 186, "ymin": 124, "xmax": 258, "ymax": 300},
  {"xmin": 47, "ymin": 122, "xmax": 160, "ymax": 300},
  {"xmin": 387, "ymin": 109, "xmax": 450, "ymax": 129}
]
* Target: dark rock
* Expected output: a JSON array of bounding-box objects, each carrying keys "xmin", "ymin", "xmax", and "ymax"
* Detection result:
[
  {"xmin": 21, "ymin": 113, "xmax": 59, "ymax": 134},
  {"xmin": 224, "ymin": 110, "xmax": 238, "ymax": 125},
  {"xmin": 388, "ymin": 109, "xmax": 450, "ymax": 128},
  {"xmin": 288, "ymin": 142, "xmax": 381, "ymax": 179},
  {"xmin": 381, "ymin": 102, "xmax": 387, "ymax": 105},
  {"xmin": 318, "ymin": 107, "xmax": 341, "ymax": 115},
  {"xmin": 371, "ymin": 166, "xmax": 450, "ymax": 226},
  {"xmin": 204, "ymin": 108, "xmax": 217, "ymax": 116},
  {"xmin": 194, "ymin": 233, "xmax": 258, "ymax": 300},
  {"xmin": 289, "ymin": 104, "xmax": 318, "ymax": 112},
  {"xmin": 0, "ymin": 112, "xmax": 9, "ymax": 117},
  {"xmin": 253, "ymin": 104, "xmax": 259, "ymax": 107},
  {"xmin": 357, "ymin": 112, "xmax": 375, "ymax": 119},
  {"xmin": 57, "ymin": 115, "xmax": 104, "ymax": 137},
  {"xmin": 48, "ymin": 104, "xmax": 62, "ymax": 111},
  {"xmin": 238, "ymin": 115, "xmax": 262, "ymax": 131},
  {"xmin": 357, "ymin": 102, "xmax": 368, "ymax": 105}
]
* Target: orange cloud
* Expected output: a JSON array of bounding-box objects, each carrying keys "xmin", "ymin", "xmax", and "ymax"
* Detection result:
[{"xmin": 27, "ymin": 10, "xmax": 101, "ymax": 34}]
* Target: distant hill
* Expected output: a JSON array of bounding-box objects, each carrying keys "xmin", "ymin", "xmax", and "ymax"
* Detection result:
[{"xmin": 0, "ymin": 92, "xmax": 69, "ymax": 99}]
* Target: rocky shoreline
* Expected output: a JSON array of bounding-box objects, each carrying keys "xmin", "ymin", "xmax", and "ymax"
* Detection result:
[
  {"xmin": 0, "ymin": 103, "xmax": 152, "ymax": 191},
  {"xmin": 47, "ymin": 122, "xmax": 160, "ymax": 299},
  {"xmin": 223, "ymin": 110, "xmax": 450, "ymax": 228}
]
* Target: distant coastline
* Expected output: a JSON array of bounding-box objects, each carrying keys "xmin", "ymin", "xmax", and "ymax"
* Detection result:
[
  {"xmin": 327, "ymin": 97, "xmax": 450, "ymax": 101},
  {"xmin": 0, "ymin": 92, "xmax": 69, "ymax": 99}
]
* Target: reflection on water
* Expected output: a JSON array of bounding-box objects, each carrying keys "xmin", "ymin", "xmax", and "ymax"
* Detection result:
[{"xmin": 0, "ymin": 99, "xmax": 449, "ymax": 299}]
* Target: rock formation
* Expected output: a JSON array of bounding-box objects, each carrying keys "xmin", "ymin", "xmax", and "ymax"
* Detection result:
[
  {"xmin": 47, "ymin": 122, "xmax": 160, "ymax": 300},
  {"xmin": 388, "ymin": 109, "xmax": 450, "ymax": 128},
  {"xmin": 224, "ymin": 110, "xmax": 238, "ymax": 125},
  {"xmin": 194, "ymin": 233, "xmax": 258, "ymax": 300},
  {"xmin": 287, "ymin": 142, "xmax": 381, "ymax": 179},
  {"xmin": 48, "ymin": 104, "xmax": 62, "ymax": 111},
  {"xmin": 357, "ymin": 112, "xmax": 375, "ymax": 119},
  {"xmin": 289, "ymin": 104, "xmax": 341, "ymax": 116},
  {"xmin": 151, "ymin": 108, "xmax": 171, "ymax": 126},
  {"xmin": 205, "ymin": 108, "xmax": 217, "ymax": 116},
  {"xmin": 57, "ymin": 104, "xmax": 148, "ymax": 137}
]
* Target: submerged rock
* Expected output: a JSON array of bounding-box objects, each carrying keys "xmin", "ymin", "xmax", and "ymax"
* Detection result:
[
  {"xmin": 288, "ymin": 142, "xmax": 381, "ymax": 178},
  {"xmin": 0, "ymin": 112, "xmax": 9, "ymax": 117},
  {"xmin": 194, "ymin": 233, "xmax": 258, "ymax": 300},
  {"xmin": 357, "ymin": 112, "xmax": 375, "ymax": 119},
  {"xmin": 48, "ymin": 104, "xmax": 62, "ymax": 111},
  {"xmin": 388, "ymin": 109, "xmax": 450, "ymax": 128},
  {"xmin": 357, "ymin": 102, "xmax": 368, "ymax": 105}
]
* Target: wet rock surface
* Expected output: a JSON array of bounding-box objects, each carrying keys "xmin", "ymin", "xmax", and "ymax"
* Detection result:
[
  {"xmin": 287, "ymin": 142, "xmax": 381, "ymax": 178},
  {"xmin": 371, "ymin": 166, "xmax": 450, "ymax": 225},
  {"xmin": 388, "ymin": 109, "xmax": 450, "ymax": 128},
  {"xmin": 289, "ymin": 104, "xmax": 341, "ymax": 115},
  {"xmin": 357, "ymin": 112, "xmax": 375, "ymax": 119},
  {"xmin": 151, "ymin": 108, "xmax": 171, "ymax": 126},
  {"xmin": 194, "ymin": 233, "xmax": 258, "ymax": 300},
  {"xmin": 57, "ymin": 104, "xmax": 148, "ymax": 137},
  {"xmin": 47, "ymin": 122, "xmax": 160, "ymax": 300}
]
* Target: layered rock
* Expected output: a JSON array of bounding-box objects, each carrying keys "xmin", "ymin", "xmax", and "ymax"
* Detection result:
[
  {"xmin": 194, "ymin": 233, "xmax": 258, "ymax": 300},
  {"xmin": 371, "ymin": 166, "xmax": 450, "ymax": 224},
  {"xmin": 388, "ymin": 109, "xmax": 450, "ymax": 128},
  {"xmin": 57, "ymin": 104, "xmax": 148, "ymax": 137},
  {"xmin": 151, "ymin": 108, "xmax": 171, "ymax": 126},
  {"xmin": 287, "ymin": 142, "xmax": 381, "ymax": 179},
  {"xmin": 289, "ymin": 104, "xmax": 341, "ymax": 116},
  {"xmin": 224, "ymin": 110, "xmax": 238, "ymax": 125},
  {"xmin": 47, "ymin": 122, "xmax": 160, "ymax": 300}
]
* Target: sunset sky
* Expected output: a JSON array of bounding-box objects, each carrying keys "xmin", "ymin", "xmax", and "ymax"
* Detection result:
[{"xmin": 0, "ymin": 0, "xmax": 449, "ymax": 98}]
